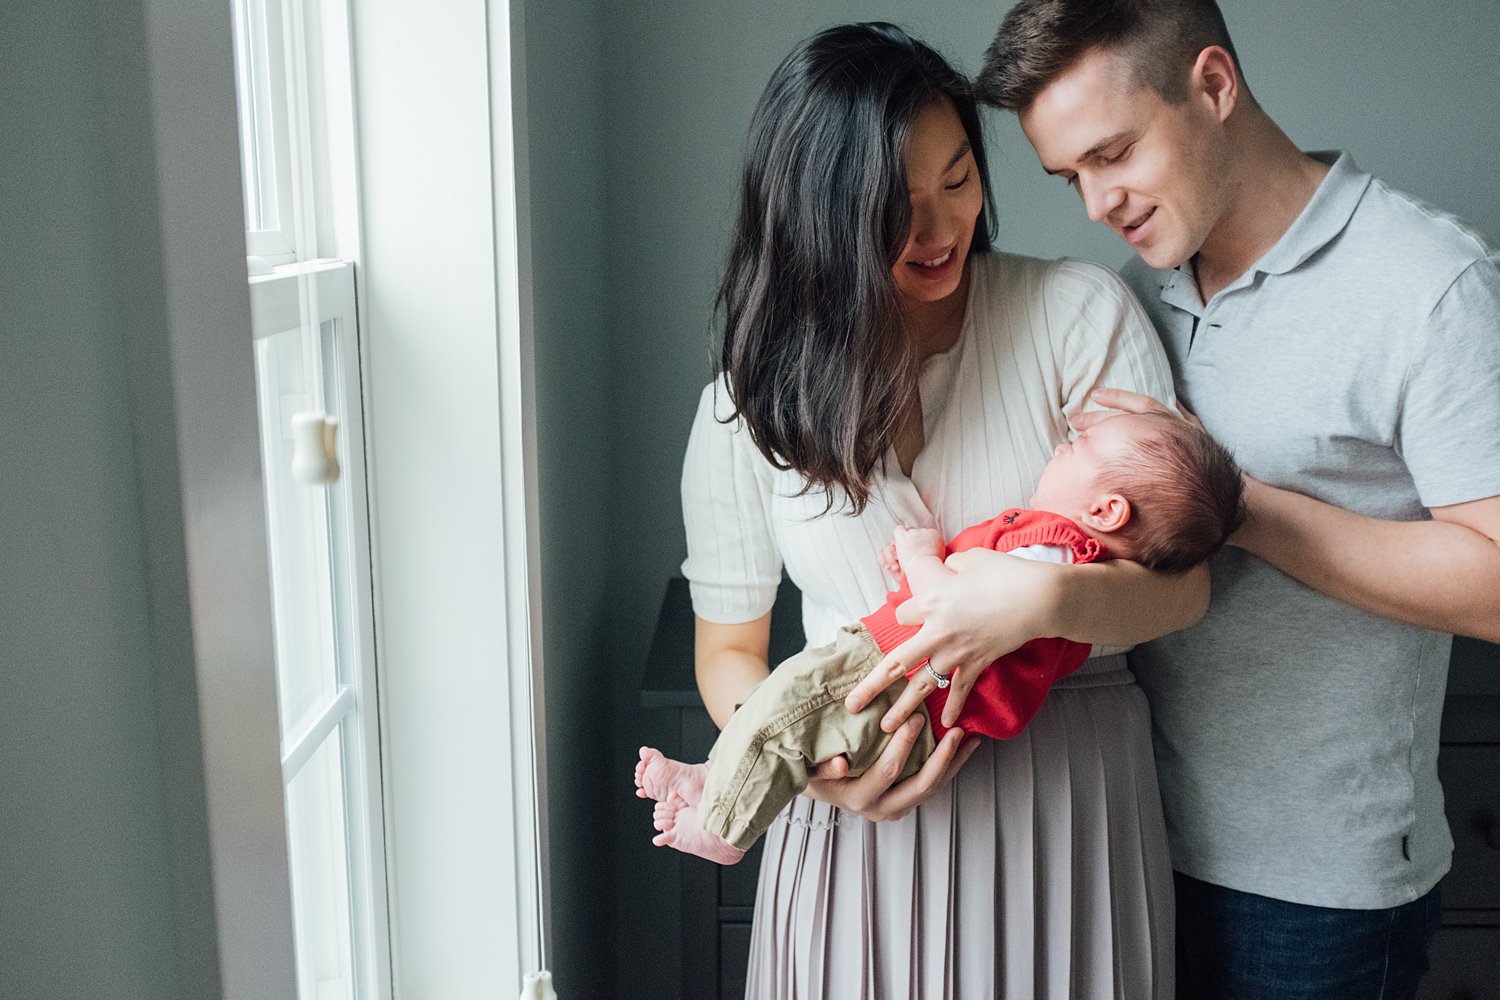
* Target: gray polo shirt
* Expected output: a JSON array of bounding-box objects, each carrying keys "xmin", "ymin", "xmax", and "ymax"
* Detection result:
[{"xmin": 1121, "ymin": 151, "xmax": 1500, "ymax": 909}]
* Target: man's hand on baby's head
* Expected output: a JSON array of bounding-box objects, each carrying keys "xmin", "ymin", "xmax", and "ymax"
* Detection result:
[{"xmin": 1071, "ymin": 387, "xmax": 1196, "ymax": 432}]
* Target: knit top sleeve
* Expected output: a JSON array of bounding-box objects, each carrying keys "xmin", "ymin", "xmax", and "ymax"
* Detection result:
[
  {"xmin": 679, "ymin": 378, "xmax": 785, "ymax": 624},
  {"xmin": 1047, "ymin": 258, "xmax": 1177, "ymax": 417}
]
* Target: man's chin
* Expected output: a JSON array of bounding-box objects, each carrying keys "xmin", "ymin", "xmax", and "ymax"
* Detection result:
[{"xmin": 1132, "ymin": 241, "xmax": 1190, "ymax": 271}]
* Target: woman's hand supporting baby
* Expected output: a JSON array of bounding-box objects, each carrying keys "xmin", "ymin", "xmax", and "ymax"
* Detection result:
[
  {"xmin": 846, "ymin": 550, "xmax": 1064, "ymax": 730},
  {"xmin": 844, "ymin": 401, "xmax": 1214, "ymax": 737},
  {"xmin": 804, "ymin": 720, "xmax": 978, "ymax": 823},
  {"xmin": 800, "ymin": 522, "xmax": 985, "ymax": 820}
]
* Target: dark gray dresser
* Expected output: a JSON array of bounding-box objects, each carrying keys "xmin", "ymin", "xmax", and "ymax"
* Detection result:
[{"xmin": 1418, "ymin": 638, "xmax": 1500, "ymax": 1000}]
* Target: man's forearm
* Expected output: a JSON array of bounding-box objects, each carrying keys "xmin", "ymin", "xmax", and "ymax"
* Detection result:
[{"xmin": 1233, "ymin": 479, "xmax": 1500, "ymax": 643}]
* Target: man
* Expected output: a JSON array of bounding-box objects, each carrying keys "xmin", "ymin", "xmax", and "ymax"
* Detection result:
[{"xmin": 976, "ymin": 1, "xmax": 1500, "ymax": 997}]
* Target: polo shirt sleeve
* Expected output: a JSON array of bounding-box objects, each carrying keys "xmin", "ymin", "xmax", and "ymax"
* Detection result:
[
  {"xmin": 680, "ymin": 380, "xmax": 784, "ymax": 623},
  {"xmin": 1047, "ymin": 258, "xmax": 1178, "ymax": 418},
  {"xmin": 1396, "ymin": 256, "xmax": 1500, "ymax": 508}
]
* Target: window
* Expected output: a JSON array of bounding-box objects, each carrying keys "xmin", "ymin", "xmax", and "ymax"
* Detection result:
[
  {"xmin": 248, "ymin": 262, "xmax": 389, "ymax": 999},
  {"xmin": 231, "ymin": 0, "xmax": 550, "ymax": 996},
  {"xmin": 233, "ymin": 0, "xmax": 298, "ymax": 262},
  {"xmin": 233, "ymin": 0, "xmax": 386, "ymax": 993}
]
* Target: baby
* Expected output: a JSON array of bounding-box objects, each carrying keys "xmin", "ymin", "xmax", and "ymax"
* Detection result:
[{"xmin": 636, "ymin": 410, "xmax": 1246, "ymax": 865}]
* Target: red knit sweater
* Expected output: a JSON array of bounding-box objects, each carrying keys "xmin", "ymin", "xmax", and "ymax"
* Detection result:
[{"xmin": 859, "ymin": 509, "xmax": 1107, "ymax": 742}]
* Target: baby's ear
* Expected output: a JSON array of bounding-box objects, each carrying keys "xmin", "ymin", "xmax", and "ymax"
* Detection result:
[{"xmin": 1083, "ymin": 493, "xmax": 1131, "ymax": 534}]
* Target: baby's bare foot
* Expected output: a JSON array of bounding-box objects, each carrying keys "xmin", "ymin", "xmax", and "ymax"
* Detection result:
[
  {"xmin": 652, "ymin": 794, "xmax": 746, "ymax": 866},
  {"xmin": 635, "ymin": 747, "xmax": 708, "ymax": 806}
]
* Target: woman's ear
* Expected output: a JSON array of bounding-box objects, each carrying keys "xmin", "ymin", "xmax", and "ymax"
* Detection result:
[{"xmin": 1083, "ymin": 493, "xmax": 1132, "ymax": 534}]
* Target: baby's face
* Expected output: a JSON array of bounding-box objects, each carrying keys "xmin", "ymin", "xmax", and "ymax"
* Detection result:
[{"xmin": 1029, "ymin": 413, "xmax": 1155, "ymax": 514}]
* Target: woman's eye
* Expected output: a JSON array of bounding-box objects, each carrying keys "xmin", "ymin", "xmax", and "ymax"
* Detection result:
[{"xmin": 944, "ymin": 170, "xmax": 971, "ymax": 191}]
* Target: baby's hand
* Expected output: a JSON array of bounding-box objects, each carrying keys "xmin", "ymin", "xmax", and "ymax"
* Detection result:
[
  {"xmin": 892, "ymin": 525, "xmax": 945, "ymax": 566},
  {"xmin": 879, "ymin": 542, "xmax": 901, "ymax": 576}
]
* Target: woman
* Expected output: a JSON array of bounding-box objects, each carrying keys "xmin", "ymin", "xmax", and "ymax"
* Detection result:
[{"xmin": 681, "ymin": 23, "xmax": 1202, "ymax": 998}]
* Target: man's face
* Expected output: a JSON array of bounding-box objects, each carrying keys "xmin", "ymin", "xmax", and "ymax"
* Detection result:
[{"xmin": 1019, "ymin": 47, "xmax": 1228, "ymax": 270}]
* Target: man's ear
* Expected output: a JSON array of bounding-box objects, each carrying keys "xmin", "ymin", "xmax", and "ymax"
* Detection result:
[
  {"xmin": 1083, "ymin": 493, "xmax": 1132, "ymax": 534},
  {"xmin": 1191, "ymin": 45, "xmax": 1240, "ymax": 123}
]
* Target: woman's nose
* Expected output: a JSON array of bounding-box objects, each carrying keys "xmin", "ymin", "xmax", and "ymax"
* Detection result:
[{"xmin": 907, "ymin": 203, "xmax": 952, "ymax": 251}]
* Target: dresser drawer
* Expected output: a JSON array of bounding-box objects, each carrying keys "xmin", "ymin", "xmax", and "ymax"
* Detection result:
[
  {"xmin": 1439, "ymin": 746, "xmax": 1500, "ymax": 911},
  {"xmin": 1417, "ymin": 926, "xmax": 1500, "ymax": 1000},
  {"xmin": 720, "ymin": 922, "xmax": 752, "ymax": 1000}
]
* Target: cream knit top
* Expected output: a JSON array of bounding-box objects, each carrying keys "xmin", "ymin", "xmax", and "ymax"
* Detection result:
[{"xmin": 681, "ymin": 252, "xmax": 1176, "ymax": 654}]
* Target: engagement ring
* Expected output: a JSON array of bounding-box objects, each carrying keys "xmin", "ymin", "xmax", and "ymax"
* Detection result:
[{"xmin": 923, "ymin": 662, "xmax": 951, "ymax": 690}]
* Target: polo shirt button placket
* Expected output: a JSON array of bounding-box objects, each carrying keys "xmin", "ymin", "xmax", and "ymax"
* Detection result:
[{"xmin": 1189, "ymin": 297, "xmax": 1234, "ymax": 368}]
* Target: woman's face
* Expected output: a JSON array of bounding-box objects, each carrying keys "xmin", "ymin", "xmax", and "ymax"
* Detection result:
[{"xmin": 891, "ymin": 98, "xmax": 984, "ymax": 306}]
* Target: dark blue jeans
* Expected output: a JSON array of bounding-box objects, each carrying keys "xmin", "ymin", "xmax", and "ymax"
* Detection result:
[{"xmin": 1175, "ymin": 872, "xmax": 1443, "ymax": 1000}]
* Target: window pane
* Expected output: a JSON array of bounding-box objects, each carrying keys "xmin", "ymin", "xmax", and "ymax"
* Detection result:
[
  {"xmin": 230, "ymin": 0, "xmax": 280, "ymax": 232},
  {"xmin": 254, "ymin": 321, "xmax": 339, "ymax": 733},
  {"xmin": 286, "ymin": 731, "xmax": 356, "ymax": 1000}
]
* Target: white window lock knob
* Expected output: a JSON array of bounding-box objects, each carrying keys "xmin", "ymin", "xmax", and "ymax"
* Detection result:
[{"xmin": 290, "ymin": 411, "xmax": 341, "ymax": 486}]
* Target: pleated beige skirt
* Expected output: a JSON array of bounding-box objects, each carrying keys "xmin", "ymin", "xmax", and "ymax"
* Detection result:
[{"xmin": 743, "ymin": 654, "xmax": 1174, "ymax": 1000}]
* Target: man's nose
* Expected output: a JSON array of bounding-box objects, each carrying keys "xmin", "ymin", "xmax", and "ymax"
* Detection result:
[{"xmin": 1078, "ymin": 175, "xmax": 1125, "ymax": 224}]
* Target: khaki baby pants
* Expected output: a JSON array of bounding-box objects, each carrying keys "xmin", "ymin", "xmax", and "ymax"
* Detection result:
[{"xmin": 697, "ymin": 623, "xmax": 937, "ymax": 852}]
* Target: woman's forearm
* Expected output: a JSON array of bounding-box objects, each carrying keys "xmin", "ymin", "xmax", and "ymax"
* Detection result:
[
  {"xmin": 696, "ymin": 650, "xmax": 770, "ymax": 729},
  {"xmin": 1049, "ymin": 559, "xmax": 1210, "ymax": 647},
  {"xmin": 694, "ymin": 613, "xmax": 773, "ymax": 729}
]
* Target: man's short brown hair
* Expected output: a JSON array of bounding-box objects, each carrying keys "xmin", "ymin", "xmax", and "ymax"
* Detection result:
[
  {"xmin": 977, "ymin": 0, "xmax": 1240, "ymax": 113},
  {"xmin": 1101, "ymin": 413, "xmax": 1247, "ymax": 574}
]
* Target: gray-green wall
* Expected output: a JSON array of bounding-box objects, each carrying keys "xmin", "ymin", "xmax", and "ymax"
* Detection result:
[
  {"xmin": 522, "ymin": 1, "xmax": 616, "ymax": 997},
  {"xmin": 2, "ymin": 0, "xmax": 243, "ymax": 995},
  {"xmin": 521, "ymin": 2, "xmax": 1500, "ymax": 995},
  {"xmin": 1, "ymin": 5, "xmax": 183, "ymax": 996}
]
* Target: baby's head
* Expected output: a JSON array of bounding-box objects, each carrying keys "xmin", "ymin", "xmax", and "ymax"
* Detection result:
[{"xmin": 1029, "ymin": 412, "xmax": 1246, "ymax": 573}]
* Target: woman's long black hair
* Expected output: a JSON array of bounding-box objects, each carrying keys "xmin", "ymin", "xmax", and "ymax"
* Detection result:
[{"xmin": 716, "ymin": 22, "xmax": 996, "ymax": 514}]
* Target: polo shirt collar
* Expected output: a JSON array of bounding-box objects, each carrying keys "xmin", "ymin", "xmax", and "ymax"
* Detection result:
[
  {"xmin": 1252, "ymin": 150, "xmax": 1371, "ymax": 277},
  {"xmin": 1157, "ymin": 150, "xmax": 1372, "ymax": 315}
]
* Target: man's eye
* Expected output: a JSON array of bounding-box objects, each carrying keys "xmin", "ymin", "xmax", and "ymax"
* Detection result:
[
  {"xmin": 1098, "ymin": 144, "xmax": 1133, "ymax": 166},
  {"xmin": 1061, "ymin": 175, "xmax": 1078, "ymax": 189}
]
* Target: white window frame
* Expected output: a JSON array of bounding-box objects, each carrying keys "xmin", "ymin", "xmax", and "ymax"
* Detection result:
[
  {"xmin": 345, "ymin": 0, "xmax": 551, "ymax": 993},
  {"xmin": 127, "ymin": 0, "xmax": 300, "ymax": 993}
]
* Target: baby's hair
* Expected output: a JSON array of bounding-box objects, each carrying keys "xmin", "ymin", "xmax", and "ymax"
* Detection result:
[{"xmin": 1100, "ymin": 413, "xmax": 1246, "ymax": 573}]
